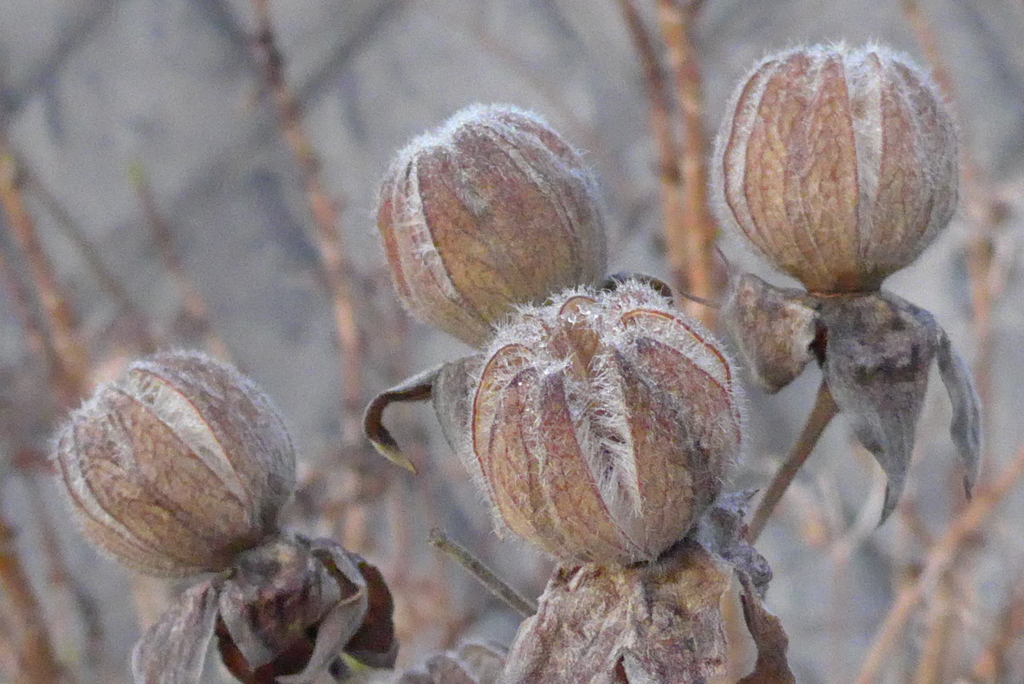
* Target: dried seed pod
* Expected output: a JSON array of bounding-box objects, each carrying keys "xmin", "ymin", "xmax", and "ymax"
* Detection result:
[
  {"xmin": 711, "ymin": 43, "xmax": 958, "ymax": 293},
  {"xmin": 462, "ymin": 280, "xmax": 742, "ymax": 565},
  {"xmin": 377, "ymin": 103, "xmax": 608, "ymax": 347},
  {"xmin": 53, "ymin": 351, "xmax": 296, "ymax": 577}
]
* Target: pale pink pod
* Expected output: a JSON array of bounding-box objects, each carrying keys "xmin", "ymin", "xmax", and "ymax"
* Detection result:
[
  {"xmin": 377, "ymin": 104, "xmax": 608, "ymax": 347},
  {"xmin": 53, "ymin": 351, "xmax": 296, "ymax": 577},
  {"xmin": 711, "ymin": 44, "xmax": 958, "ymax": 293},
  {"xmin": 465, "ymin": 280, "xmax": 742, "ymax": 565}
]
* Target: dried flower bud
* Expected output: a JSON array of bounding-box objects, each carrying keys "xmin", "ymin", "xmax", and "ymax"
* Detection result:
[
  {"xmin": 712, "ymin": 43, "xmax": 958, "ymax": 293},
  {"xmin": 54, "ymin": 351, "xmax": 296, "ymax": 577},
  {"xmin": 377, "ymin": 103, "xmax": 608, "ymax": 347},
  {"xmin": 463, "ymin": 280, "xmax": 742, "ymax": 565}
]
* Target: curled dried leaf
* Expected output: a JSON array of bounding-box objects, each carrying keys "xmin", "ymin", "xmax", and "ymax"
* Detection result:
[
  {"xmin": 431, "ymin": 355, "xmax": 486, "ymax": 473},
  {"xmin": 363, "ymin": 365, "xmax": 442, "ymax": 472},
  {"xmin": 819, "ymin": 292, "xmax": 937, "ymax": 522}
]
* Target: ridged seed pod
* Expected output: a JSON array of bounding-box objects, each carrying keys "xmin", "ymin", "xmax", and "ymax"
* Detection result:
[
  {"xmin": 465, "ymin": 281, "xmax": 742, "ymax": 565},
  {"xmin": 54, "ymin": 351, "xmax": 296, "ymax": 577},
  {"xmin": 711, "ymin": 43, "xmax": 958, "ymax": 293},
  {"xmin": 377, "ymin": 103, "xmax": 608, "ymax": 347}
]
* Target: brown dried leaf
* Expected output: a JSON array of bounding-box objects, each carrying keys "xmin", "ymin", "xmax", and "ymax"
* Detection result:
[
  {"xmin": 819, "ymin": 292, "xmax": 937, "ymax": 522},
  {"xmin": 935, "ymin": 327, "xmax": 981, "ymax": 495},
  {"xmin": 736, "ymin": 575, "xmax": 795, "ymax": 684},
  {"xmin": 131, "ymin": 578, "xmax": 222, "ymax": 684},
  {"xmin": 721, "ymin": 274, "xmax": 819, "ymax": 394},
  {"xmin": 499, "ymin": 541, "xmax": 731, "ymax": 684},
  {"xmin": 363, "ymin": 364, "xmax": 441, "ymax": 472},
  {"xmin": 332, "ymin": 552, "xmax": 399, "ymax": 669}
]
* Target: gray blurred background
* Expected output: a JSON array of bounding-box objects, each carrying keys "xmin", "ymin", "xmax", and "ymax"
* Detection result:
[{"xmin": 1, "ymin": 1, "xmax": 1023, "ymax": 682}]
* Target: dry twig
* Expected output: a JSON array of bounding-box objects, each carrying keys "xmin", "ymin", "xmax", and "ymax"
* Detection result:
[
  {"xmin": 0, "ymin": 513, "xmax": 67, "ymax": 684},
  {"xmin": 249, "ymin": 0, "xmax": 364, "ymax": 449},
  {"xmin": 429, "ymin": 528, "xmax": 537, "ymax": 619},
  {"xmin": 0, "ymin": 154, "xmax": 89, "ymax": 398},
  {"xmin": 19, "ymin": 161, "xmax": 156, "ymax": 352},
  {"xmin": 129, "ymin": 166, "xmax": 231, "ymax": 360},
  {"xmin": 855, "ymin": 442, "xmax": 1024, "ymax": 683},
  {"xmin": 617, "ymin": 0, "xmax": 688, "ymax": 299},
  {"xmin": 654, "ymin": 0, "xmax": 718, "ymax": 323}
]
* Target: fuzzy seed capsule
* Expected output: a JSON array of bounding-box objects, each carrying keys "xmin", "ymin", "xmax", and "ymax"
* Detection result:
[
  {"xmin": 711, "ymin": 44, "xmax": 958, "ymax": 293},
  {"xmin": 465, "ymin": 281, "xmax": 742, "ymax": 565},
  {"xmin": 54, "ymin": 351, "xmax": 296, "ymax": 577},
  {"xmin": 377, "ymin": 103, "xmax": 608, "ymax": 348}
]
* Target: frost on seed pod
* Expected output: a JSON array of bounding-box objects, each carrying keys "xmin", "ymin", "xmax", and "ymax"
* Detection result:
[
  {"xmin": 377, "ymin": 103, "xmax": 608, "ymax": 348},
  {"xmin": 711, "ymin": 43, "xmax": 958, "ymax": 293},
  {"xmin": 53, "ymin": 351, "xmax": 296, "ymax": 577},
  {"xmin": 455, "ymin": 280, "xmax": 742, "ymax": 565}
]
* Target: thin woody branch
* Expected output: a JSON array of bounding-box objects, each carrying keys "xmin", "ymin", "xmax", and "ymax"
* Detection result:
[
  {"xmin": 654, "ymin": 0, "xmax": 719, "ymax": 324},
  {"xmin": 855, "ymin": 442, "xmax": 1024, "ymax": 683},
  {"xmin": 249, "ymin": 0, "xmax": 364, "ymax": 449},
  {"xmin": 617, "ymin": 0, "xmax": 689, "ymax": 309},
  {"xmin": 0, "ymin": 154, "xmax": 90, "ymax": 398},
  {"xmin": 0, "ymin": 513, "xmax": 68, "ymax": 684}
]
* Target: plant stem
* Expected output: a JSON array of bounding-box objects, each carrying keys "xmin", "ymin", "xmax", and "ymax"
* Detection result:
[
  {"xmin": 747, "ymin": 381, "xmax": 838, "ymax": 543},
  {"xmin": 428, "ymin": 528, "xmax": 537, "ymax": 618}
]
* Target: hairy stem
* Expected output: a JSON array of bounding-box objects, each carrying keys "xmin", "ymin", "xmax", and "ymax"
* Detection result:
[{"xmin": 429, "ymin": 528, "xmax": 537, "ymax": 618}]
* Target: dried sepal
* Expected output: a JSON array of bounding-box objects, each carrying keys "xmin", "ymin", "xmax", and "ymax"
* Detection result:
[
  {"xmin": 133, "ymin": 534, "xmax": 395, "ymax": 684},
  {"xmin": 131, "ymin": 578, "xmax": 222, "ymax": 684},
  {"xmin": 721, "ymin": 273, "xmax": 820, "ymax": 393},
  {"xmin": 935, "ymin": 327, "xmax": 981, "ymax": 495},
  {"xmin": 819, "ymin": 292, "xmax": 938, "ymax": 522},
  {"xmin": 339, "ymin": 555, "xmax": 399, "ymax": 669},
  {"xmin": 432, "ymin": 355, "xmax": 485, "ymax": 472},
  {"xmin": 377, "ymin": 103, "xmax": 608, "ymax": 347},
  {"xmin": 54, "ymin": 351, "xmax": 296, "ymax": 576},
  {"xmin": 363, "ymin": 364, "xmax": 442, "ymax": 473},
  {"xmin": 217, "ymin": 537, "xmax": 348, "ymax": 673},
  {"xmin": 692, "ymin": 490, "xmax": 771, "ymax": 596}
]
